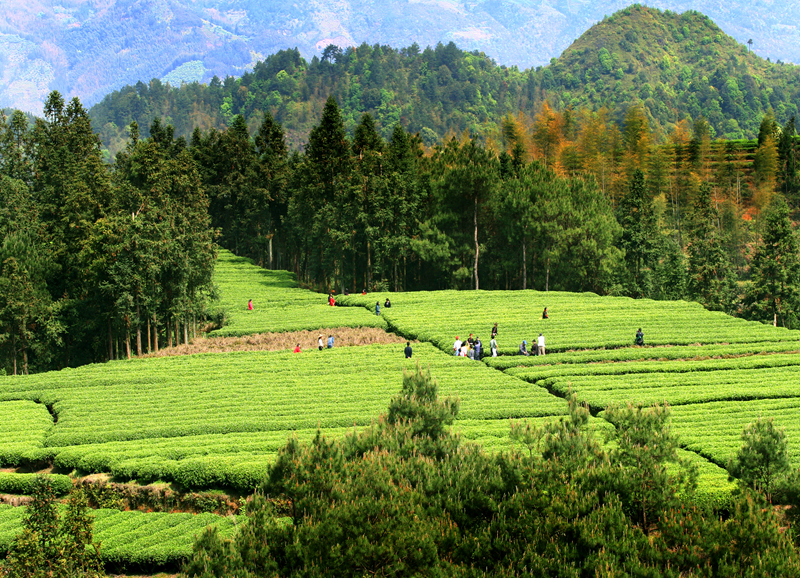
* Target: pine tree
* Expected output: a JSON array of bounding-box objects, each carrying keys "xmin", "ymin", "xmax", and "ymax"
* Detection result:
[
  {"xmin": 686, "ymin": 183, "xmax": 738, "ymax": 313},
  {"xmin": 745, "ymin": 194, "xmax": 800, "ymax": 327},
  {"xmin": 729, "ymin": 417, "xmax": 790, "ymax": 503},
  {"xmin": 616, "ymin": 169, "xmax": 659, "ymax": 297},
  {"xmin": 3, "ymin": 477, "xmax": 104, "ymax": 578}
]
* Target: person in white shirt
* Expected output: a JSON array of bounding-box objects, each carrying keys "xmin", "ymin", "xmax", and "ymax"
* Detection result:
[
  {"xmin": 537, "ymin": 333, "xmax": 546, "ymax": 356},
  {"xmin": 453, "ymin": 336, "xmax": 462, "ymax": 356},
  {"xmin": 490, "ymin": 337, "xmax": 498, "ymax": 357}
]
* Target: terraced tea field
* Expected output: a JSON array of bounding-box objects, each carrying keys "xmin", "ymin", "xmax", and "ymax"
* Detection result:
[
  {"xmin": 0, "ymin": 504, "xmax": 241, "ymax": 568},
  {"xmin": 0, "ymin": 343, "xmax": 569, "ymax": 491},
  {"xmin": 340, "ymin": 288, "xmax": 800, "ymax": 484},
  {"xmin": 339, "ymin": 290, "xmax": 800, "ymax": 353},
  {"xmin": 2, "ymin": 251, "xmax": 799, "ymax": 572},
  {"xmin": 211, "ymin": 250, "xmax": 385, "ymax": 336}
]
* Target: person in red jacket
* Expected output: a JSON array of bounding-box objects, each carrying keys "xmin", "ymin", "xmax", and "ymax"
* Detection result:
[{"xmin": 293, "ymin": 344, "xmax": 301, "ymax": 353}]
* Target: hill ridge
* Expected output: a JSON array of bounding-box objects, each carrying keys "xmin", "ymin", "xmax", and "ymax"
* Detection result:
[
  {"xmin": 87, "ymin": 5, "xmax": 800, "ymax": 156},
  {"xmin": 3, "ymin": 1, "xmax": 800, "ymax": 114}
]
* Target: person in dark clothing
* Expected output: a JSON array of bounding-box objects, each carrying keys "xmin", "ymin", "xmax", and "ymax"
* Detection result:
[
  {"xmin": 474, "ymin": 337, "xmax": 482, "ymax": 360},
  {"xmin": 519, "ymin": 340, "xmax": 529, "ymax": 356},
  {"xmin": 384, "ymin": 298, "xmax": 391, "ymax": 308},
  {"xmin": 491, "ymin": 323, "xmax": 498, "ymax": 339},
  {"xmin": 542, "ymin": 307, "xmax": 549, "ymax": 319},
  {"xmin": 467, "ymin": 334, "xmax": 475, "ymax": 346},
  {"xmin": 404, "ymin": 342, "xmax": 413, "ymax": 358},
  {"xmin": 635, "ymin": 328, "xmax": 644, "ymax": 346}
]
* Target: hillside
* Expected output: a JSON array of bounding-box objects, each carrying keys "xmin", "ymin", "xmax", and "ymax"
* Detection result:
[
  {"xmin": 86, "ymin": 6, "xmax": 800, "ymax": 156},
  {"xmin": 550, "ymin": 6, "xmax": 798, "ymax": 138},
  {"xmin": 3, "ymin": 0, "xmax": 800, "ymax": 115}
]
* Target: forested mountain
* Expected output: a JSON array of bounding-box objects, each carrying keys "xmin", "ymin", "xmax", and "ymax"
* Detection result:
[
  {"xmin": 552, "ymin": 6, "xmax": 800, "ymax": 140},
  {"xmin": 89, "ymin": 6, "xmax": 800, "ymax": 158},
  {"xmin": 3, "ymin": 0, "xmax": 800, "ymax": 115}
]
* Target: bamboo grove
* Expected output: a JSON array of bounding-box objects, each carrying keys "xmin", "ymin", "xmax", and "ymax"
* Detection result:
[{"xmin": 2, "ymin": 84, "xmax": 800, "ymax": 373}]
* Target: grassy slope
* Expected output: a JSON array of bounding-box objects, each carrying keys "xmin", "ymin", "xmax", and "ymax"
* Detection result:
[{"xmin": 210, "ymin": 250, "xmax": 386, "ymax": 336}]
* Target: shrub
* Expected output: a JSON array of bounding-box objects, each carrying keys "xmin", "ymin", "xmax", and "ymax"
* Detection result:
[{"xmin": 0, "ymin": 473, "xmax": 73, "ymax": 497}]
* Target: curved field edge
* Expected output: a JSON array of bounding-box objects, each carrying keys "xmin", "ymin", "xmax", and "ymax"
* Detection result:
[
  {"xmin": 209, "ymin": 250, "xmax": 386, "ymax": 336},
  {"xmin": 0, "ymin": 504, "xmax": 243, "ymax": 570},
  {"xmin": 0, "ymin": 344, "xmax": 567, "ymax": 491}
]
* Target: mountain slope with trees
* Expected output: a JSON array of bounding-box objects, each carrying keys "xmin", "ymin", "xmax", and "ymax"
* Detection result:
[
  {"xmin": 6, "ymin": 7, "xmax": 800, "ymax": 373},
  {"xmin": 89, "ymin": 6, "xmax": 800, "ymax": 158},
  {"xmin": 3, "ymin": 0, "xmax": 800, "ymax": 115}
]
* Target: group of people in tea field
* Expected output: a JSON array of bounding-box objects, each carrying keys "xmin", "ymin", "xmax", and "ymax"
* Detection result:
[
  {"xmin": 248, "ymin": 298, "xmax": 645, "ymax": 356},
  {"xmin": 452, "ymin": 308, "xmax": 550, "ymax": 360}
]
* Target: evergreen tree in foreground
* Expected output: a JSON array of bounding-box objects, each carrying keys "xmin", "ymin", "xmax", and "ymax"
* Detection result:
[
  {"xmin": 1, "ymin": 476, "xmax": 104, "ymax": 578},
  {"xmin": 728, "ymin": 417, "xmax": 790, "ymax": 504},
  {"xmin": 181, "ymin": 368, "xmax": 800, "ymax": 578}
]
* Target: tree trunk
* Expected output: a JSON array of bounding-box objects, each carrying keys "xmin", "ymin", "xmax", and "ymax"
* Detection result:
[
  {"xmin": 473, "ymin": 194, "xmax": 480, "ymax": 290},
  {"xmin": 522, "ymin": 231, "xmax": 527, "ymax": 290},
  {"xmin": 12, "ymin": 334, "xmax": 17, "ymax": 376},
  {"xmin": 175, "ymin": 319, "xmax": 180, "ymax": 346},
  {"xmin": 21, "ymin": 321, "xmax": 28, "ymax": 375},
  {"xmin": 153, "ymin": 313, "xmax": 159, "ymax": 353},
  {"xmin": 546, "ymin": 257, "xmax": 550, "ymax": 292},
  {"xmin": 367, "ymin": 241, "xmax": 372, "ymax": 292},
  {"xmin": 269, "ymin": 236, "xmax": 273, "ymax": 269},
  {"xmin": 108, "ymin": 318, "xmax": 114, "ymax": 361},
  {"xmin": 168, "ymin": 319, "xmax": 173, "ymax": 348},
  {"xmin": 147, "ymin": 316, "xmax": 152, "ymax": 353},
  {"xmin": 184, "ymin": 320, "xmax": 189, "ymax": 345},
  {"xmin": 125, "ymin": 330, "xmax": 131, "ymax": 360},
  {"xmin": 136, "ymin": 304, "xmax": 142, "ymax": 356}
]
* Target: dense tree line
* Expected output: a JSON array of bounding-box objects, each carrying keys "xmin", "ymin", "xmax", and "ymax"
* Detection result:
[
  {"xmin": 181, "ymin": 366, "xmax": 800, "ymax": 577},
  {"xmin": 190, "ymin": 95, "xmax": 622, "ymax": 295},
  {"xmin": 0, "ymin": 94, "xmax": 216, "ymax": 374},
  {"xmin": 191, "ymin": 94, "xmax": 800, "ymax": 329},
  {"xmin": 3, "ymin": 81, "xmax": 800, "ymax": 373},
  {"xmin": 89, "ymin": 7, "xmax": 800, "ymax": 160}
]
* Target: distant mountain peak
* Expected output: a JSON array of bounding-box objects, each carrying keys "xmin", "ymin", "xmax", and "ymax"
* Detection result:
[{"xmin": 2, "ymin": 1, "xmax": 800, "ymax": 113}]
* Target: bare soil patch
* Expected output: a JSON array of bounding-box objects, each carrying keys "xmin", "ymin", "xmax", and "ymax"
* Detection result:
[{"xmin": 141, "ymin": 327, "xmax": 410, "ymax": 358}]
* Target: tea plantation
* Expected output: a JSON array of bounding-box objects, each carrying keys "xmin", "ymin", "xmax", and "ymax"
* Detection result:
[
  {"xmin": 340, "ymin": 290, "xmax": 800, "ymax": 478},
  {"xmin": 210, "ymin": 250, "xmax": 386, "ymax": 336},
  {"xmin": 3, "ymin": 250, "xmax": 800, "ymax": 571}
]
